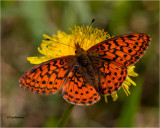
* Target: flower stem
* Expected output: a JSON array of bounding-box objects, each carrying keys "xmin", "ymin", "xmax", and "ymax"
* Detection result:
[{"xmin": 57, "ymin": 103, "xmax": 74, "ymax": 127}]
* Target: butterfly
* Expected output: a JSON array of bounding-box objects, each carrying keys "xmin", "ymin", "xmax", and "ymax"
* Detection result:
[{"xmin": 19, "ymin": 33, "xmax": 151, "ymax": 105}]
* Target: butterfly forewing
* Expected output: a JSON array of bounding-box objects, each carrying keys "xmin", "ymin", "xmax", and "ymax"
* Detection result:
[
  {"xmin": 87, "ymin": 33, "xmax": 151, "ymax": 66},
  {"xmin": 19, "ymin": 56, "xmax": 75, "ymax": 94}
]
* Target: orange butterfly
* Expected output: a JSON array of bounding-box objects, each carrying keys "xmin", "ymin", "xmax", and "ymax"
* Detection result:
[{"xmin": 19, "ymin": 33, "xmax": 151, "ymax": 105}]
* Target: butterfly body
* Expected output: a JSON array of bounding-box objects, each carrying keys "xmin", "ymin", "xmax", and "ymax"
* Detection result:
[
  {"xmin": 75, "ymin": 46, "xmax": 100, "ymax": 92},
  {"xmin": 19, "ymin": 33, "xmax": 151, "ymax": 105}
]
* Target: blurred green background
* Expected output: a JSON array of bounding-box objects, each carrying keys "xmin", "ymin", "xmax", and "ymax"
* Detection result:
[{"xmin": 1, "ymin": 1, "xmax": 159, "ymax": 127}]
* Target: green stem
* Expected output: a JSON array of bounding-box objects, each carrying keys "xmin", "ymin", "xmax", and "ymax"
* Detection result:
[{"xmin": 57, "ymin": 103, "xmax": 74, "ymax": 127}]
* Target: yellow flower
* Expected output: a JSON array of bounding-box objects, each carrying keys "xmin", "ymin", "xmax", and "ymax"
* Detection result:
[
  {"xmin": 27, "ymin": 25, "xmax": 138, "ymax": 103},
  {"xmin": 27, "ymin": 25, "xmax": 111, "ymax": 64}
]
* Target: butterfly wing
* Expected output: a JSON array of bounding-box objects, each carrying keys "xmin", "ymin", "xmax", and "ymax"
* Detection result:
[
  {"xmin": 87, "ymin": 33, "xmax": 151, "ymax": 95},
  {"xmin": 62, "ymin": 66, "xmax": 100, "ymax": 105},
  {"xmin": 88, "ymin": 33, "xmax": 151, "ymax": 66},
  {"xmin": 19, "ymin": 55, "xmax": 75, "ymax": 94},
  {"xmin": 98, "ymin": 61, "xmax": 127, "ymax": 95}
]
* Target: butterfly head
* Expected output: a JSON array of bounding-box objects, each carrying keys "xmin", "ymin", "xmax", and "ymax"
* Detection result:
[{"xmin": 75, "ymin": 42, "xmax": 86, "ymax": 55}]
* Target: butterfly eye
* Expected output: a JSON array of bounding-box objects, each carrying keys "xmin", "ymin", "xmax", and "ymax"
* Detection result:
[{"xmin": 75, "ymin": 50, "xmax": 77, "ymax": 54}]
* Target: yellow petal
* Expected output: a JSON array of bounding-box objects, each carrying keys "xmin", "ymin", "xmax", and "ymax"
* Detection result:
[
  {"xmin": 111, "ymin": 92, "xmax": 118, "ymax": 101},
  {"xmin": 126, "ymin": 77, "xmax": 136, "ymax": 86},
  {"xmin": 43, "ymin": 34, "xmax": 52, "ymax": 40},
  {"xmin": 27, "ymin": 56, "xmax": 52, "ymax": 64},
  {"xmin": 104, "ymin": 95, "xmax": 108, "ymax": 103},
  {"xmin": 122, "ymin": 84, "xmax": 131, "ymax": 96}
]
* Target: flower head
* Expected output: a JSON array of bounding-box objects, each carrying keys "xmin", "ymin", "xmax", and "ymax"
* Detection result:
[
  {"xmin": 27, "ymin": 25, "xmax": 111, "ymax": 64},
  {"xmin": 27, "ymin": 25, "xmax": 138, "ymax": 103}
]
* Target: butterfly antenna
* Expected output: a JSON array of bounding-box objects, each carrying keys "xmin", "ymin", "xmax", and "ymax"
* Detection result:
[{"xmin": 45, "ymin": 39, "xmax": 75, "ymax": 49}]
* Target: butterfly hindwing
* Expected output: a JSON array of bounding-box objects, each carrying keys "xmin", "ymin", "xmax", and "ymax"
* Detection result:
[
  {"xmin": 98, "ymin": 61, "xmax": 127, "ymax": 95},
  {"xmin": 19, "ymin": 56, "xmax": 74, "ymax": 94},
  {"xmin": 62, "ymin": 66, "xmax": 100, "ymax": 105}
]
